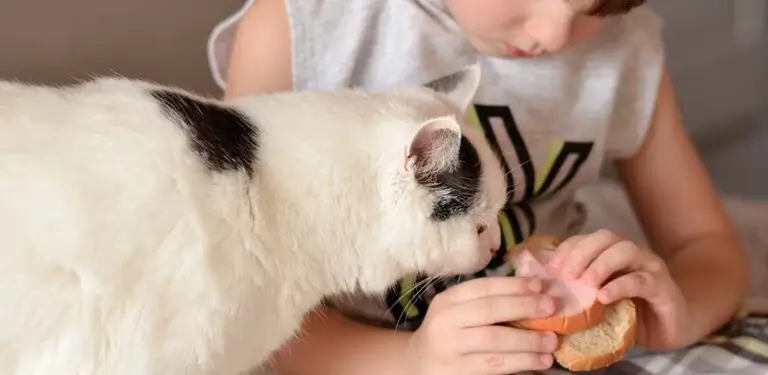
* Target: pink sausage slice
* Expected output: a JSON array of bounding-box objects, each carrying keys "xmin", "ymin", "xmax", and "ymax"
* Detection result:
[{"xmin": 511, "ymin": 249, "xmax": 606, "ymax": 334}]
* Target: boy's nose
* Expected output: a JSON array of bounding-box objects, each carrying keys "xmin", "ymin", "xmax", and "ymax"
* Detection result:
[{"xmin": 524, "ymin": 14, "xmax": 573, "ymax": 53}]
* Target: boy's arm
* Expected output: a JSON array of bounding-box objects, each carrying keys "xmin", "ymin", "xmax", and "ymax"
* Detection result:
[
  {"xmin": 270, "ymin": 308, "xmax": 411, "ymax": 375},
  {"xmin": 223, "ymin": 0, "xmax": 293, "ymax": 98},
  {"xmin": 616, "ymin": 66, "xmax": 750, "ymax": 346}
]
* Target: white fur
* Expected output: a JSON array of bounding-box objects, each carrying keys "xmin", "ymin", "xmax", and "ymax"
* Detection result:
[{"xmin": 0, "ymin": 67, "xmax": 506, "ymax": 374}]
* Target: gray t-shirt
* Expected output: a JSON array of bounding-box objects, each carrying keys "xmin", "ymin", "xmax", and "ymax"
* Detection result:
[{"xmin": 208, "ymin": 0, "xmax": 665, "ymax": 330}]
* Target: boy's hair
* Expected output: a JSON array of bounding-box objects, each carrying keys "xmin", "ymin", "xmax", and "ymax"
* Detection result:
[{"xmin": 587, "ymin": 0, "xmax": 646, "ymax": 17}]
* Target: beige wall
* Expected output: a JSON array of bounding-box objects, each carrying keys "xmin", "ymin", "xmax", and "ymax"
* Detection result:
[{"xmin": 0, "ymin": 0, "xmax": 242, "ymax": 96}]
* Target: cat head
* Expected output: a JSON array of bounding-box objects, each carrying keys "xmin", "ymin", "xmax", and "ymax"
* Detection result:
[
  {"xmin": 226, "ymin": 64, "xmax": 507, "ymax": 295},
  {"xmin": 355, "ymin": 64, "xmax": 508, "ymax": 292}
]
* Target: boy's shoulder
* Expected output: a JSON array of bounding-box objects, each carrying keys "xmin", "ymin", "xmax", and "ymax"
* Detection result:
[
  {"xmin": 593, "ymin": 6, "xmax": 663, "ymax": 51},
  {"xmin": 208, "ymin": 0, "xmax": 475, "ymax": 91}
]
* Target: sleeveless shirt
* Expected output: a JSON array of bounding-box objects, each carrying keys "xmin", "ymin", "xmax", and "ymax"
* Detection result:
[{"xmin": 208, "ymin": 0, "xmax": 665, "ymax": 330}]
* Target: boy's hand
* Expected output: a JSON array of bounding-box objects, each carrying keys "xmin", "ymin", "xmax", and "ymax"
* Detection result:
[
  {"xmin": 549, "ymin": 229, "xmax": 689, "ymax": 349},
  {"xmin": 406, "ymin": 276, "xmax": 557, "ymax": 375}
]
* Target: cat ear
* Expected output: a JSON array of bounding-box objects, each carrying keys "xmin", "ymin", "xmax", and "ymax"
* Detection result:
[
  {"xmin": 423, "ymin": 63, "xmax": 481, "ymax": 112},
  {"xmin": 406, "ymin": 116, "xmax": 462, "ymax": 178}
]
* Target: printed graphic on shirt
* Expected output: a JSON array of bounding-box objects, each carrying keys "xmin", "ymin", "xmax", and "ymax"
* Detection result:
[
  {"xmin": 470, "ymin": 104, "xmax": 594, "ymax": 272},
  {"xmin": 386, "ymin": 103, "xmax": 594, "ymax": 331}
]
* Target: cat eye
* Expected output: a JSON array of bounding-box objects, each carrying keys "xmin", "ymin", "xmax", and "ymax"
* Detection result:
[{"xmin": 477, "ymin": 224, "xmax": 487, "ymax": 235}]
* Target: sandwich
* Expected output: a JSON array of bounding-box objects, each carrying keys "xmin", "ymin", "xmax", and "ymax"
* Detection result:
[{"xmin": 506, "ymin": 235, "xmax": 637, "ymax": 372}]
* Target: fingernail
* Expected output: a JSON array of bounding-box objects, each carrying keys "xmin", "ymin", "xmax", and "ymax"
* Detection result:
[
  {"xmin": 597, "ymin": 289, "xmax": 610, "ymax": 303},
  {"xmin": 529, "ymin": 279, "xmax": 542, "ymax": 293},
  {"xmin": 539, "ymin": 354, "xmax": 553, "ymax": 367},
  {"xmin": 542, "ymin": 332, "xmax": 558, "ymax": 352},
  {"xmin": 539, "ymin": 296, "xmax": 554, "ymax": 314}
]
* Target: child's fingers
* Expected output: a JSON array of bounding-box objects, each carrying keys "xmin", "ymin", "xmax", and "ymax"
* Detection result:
[
  {"xmin": 439, "ymin": 276, "xmax": 541, "ymax": 305},
  {"xmin": 549, "ymin": 234, "xmax": 584, "ymax": 268},
  {"xmin": 579, "ymin": 240, "xmax": 640, "ymax": 286},
  {"xmin": 462, "ymin": 351, "xmax": 553, "ymax": 375},
  {"xmin": 458, "ymin": 325, "xmax": 558, "ymax": 355},
  {"xmin": 597, "ymin": 271, "xmax": 656, "ymax": 304},
  {"xmin": 444, "ymin": 294, "xmax": 554, "ymax": 328},
  {"xmin": 558, "ymin": 230, "xmax": 623, "ymax": 279}
]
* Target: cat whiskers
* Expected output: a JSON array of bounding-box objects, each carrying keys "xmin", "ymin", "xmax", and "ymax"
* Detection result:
[
  {"xmin": 503, "ymin": 159, "xmax": 531, "ymax": 202},
  {"xmin": 390, "ymin": 276, "xmax": 434, "ymax": 330},
  {"xmin": 388, "ymin": 275, "xmax": 443, "ymax": 331}
]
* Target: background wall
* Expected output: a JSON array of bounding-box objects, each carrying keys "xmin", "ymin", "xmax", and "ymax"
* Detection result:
[
  {"xmin": 648, "ymin": 0, "xmax": 768, "ymax": 198},
  {"xmin": 0, "ymin": 0, "xmax": 242, "ymax": 95},
  {"xmin": 0, "ymin": 0, "xmax": 765, "ymax": 197}
]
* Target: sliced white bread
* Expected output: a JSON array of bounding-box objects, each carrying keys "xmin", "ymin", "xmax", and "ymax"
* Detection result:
[{"xmin": 554, "ymin": 298, "xmax": 637, "ymax": 372}]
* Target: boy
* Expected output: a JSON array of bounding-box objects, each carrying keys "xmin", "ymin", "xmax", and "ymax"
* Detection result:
[{"xmin": 209, "ymin": 0, "xmax": 749, "ymax": 373}]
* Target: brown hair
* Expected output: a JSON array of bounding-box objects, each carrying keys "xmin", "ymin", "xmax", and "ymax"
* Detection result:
[{"xmin": 586, "ymin": 0, "xmax": 646, "ymax": 17}]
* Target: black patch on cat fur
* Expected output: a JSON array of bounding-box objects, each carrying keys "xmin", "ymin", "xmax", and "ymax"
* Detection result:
[
  {"xmin": 417, "ymin": 136, "xmax": 482, "ymax": 221},
  {"xmin": 423, "ymin": 70, "xmax": 465, "ymax": 94},
  {"xmin": 151, "ymin": 89, "xmax": 259, "ymax": 176}
]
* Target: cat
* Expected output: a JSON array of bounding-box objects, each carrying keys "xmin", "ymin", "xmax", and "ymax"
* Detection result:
[{"xmin": 0, "ymin": 64, "xmax": 506, "ymax": 375}]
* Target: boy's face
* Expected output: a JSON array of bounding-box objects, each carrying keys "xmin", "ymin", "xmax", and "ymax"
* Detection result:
[{"xmin": 444, "ymin": 0, "xmax": 644, "ymax": 58}]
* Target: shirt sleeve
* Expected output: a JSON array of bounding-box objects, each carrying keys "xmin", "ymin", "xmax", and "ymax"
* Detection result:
[
  {"xmin": 603, "ymin": 6, "xmax": 666, "ymax": 160},
  {"xmin": 206, "ymin": 0, "xmax": 255, "ymax": 91}
]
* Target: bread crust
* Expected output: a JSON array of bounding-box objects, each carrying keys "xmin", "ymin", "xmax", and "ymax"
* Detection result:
[
  {"xmin": 508, "ymin": 234, "xmax": 560, "ymax": 257},
  {"xmin": 553, "ymin": 299, "xmax": 637, "ymax": 372},
  {"xmin": 515, "ymin": 300, "xmax": 606, "ymax": 334}
]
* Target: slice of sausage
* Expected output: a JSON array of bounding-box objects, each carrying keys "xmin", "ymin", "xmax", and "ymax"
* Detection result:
[{"xmin": 510, "ymin": 245, "xmax": 605, "ymax": 334}]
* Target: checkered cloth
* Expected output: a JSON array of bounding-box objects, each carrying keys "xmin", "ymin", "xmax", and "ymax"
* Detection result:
[{"xmin": 538, "ymin": 312, "xmax": 768, "ymax": 375}]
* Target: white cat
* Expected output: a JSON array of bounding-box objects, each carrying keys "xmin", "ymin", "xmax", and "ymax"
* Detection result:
[{"xmin": 0, "ymin": 64, "xmax": 506, "ymax": 375}]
